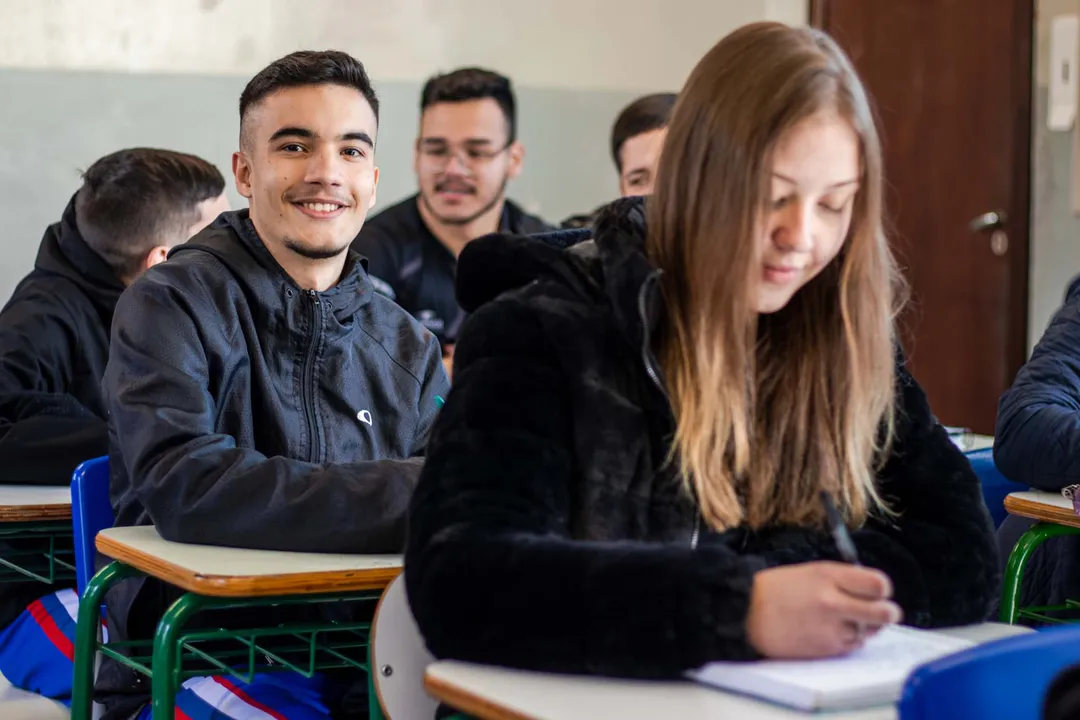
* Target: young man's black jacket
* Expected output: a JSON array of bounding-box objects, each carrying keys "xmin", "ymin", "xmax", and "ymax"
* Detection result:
[
  {"xmin": 99, "ymin": 210, "xmax": 448, "ymax": 717},
  {"xmin": 0, "ymin": 196, "xmax": 121, "ymax": 628},
  {"xmin": 0, "ymin": 196, "xmax": 119, "ymax": 486}
]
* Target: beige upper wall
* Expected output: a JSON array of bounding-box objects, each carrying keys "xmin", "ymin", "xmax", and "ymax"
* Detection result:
[{"xmin": 0, "ymin": 0, "xmax": 807, "ymax": 90}]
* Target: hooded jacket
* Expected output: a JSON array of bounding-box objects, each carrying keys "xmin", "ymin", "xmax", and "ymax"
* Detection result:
[
  {"xmin": 0, "ymin": 196, "xmax": 122, "ymax": 628},
  {"xmin": 99, "ymin": 209, "xmax": 448, "ymax": 716},
  {"xmin": 0, "ymin": 196, "xmax": 120, "ymax": 484},
  {"xmin": 993, "ymin": 275, "xmax": 1080, "ymax": 618},
  {"xmin": 405, "ymin": 197, "xmax": 999, "ymax": 678}
]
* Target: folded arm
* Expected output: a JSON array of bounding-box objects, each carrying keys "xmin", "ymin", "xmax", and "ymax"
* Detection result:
[
  {"xmin": 995, "ymin": 276, "xmax": 1080, "ymax": 490},
  {"xmin": 106, "ymin": 280, "xmax": 435, "ymax": 553},
  {"xmin": 0, "ymin": 292, "xmax": 107, "ymax": 484}
]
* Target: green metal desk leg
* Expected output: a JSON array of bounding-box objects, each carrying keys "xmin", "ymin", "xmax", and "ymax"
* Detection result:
[
  {"xmin": 151, "ymin": 592, "xmax": 208, "ymax": 718},
  {"xmin": 1000, "ymin": 522, "xmax": 1080, "ymax": 624},
  {"xmin": 71, "ymin": 562, "xmax": 142, "ymax": 720}
]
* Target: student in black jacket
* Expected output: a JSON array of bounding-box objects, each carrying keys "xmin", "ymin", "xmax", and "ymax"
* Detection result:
[
  {"xmin": 352, "ymin": 68, "xmax": 552, "ymax": 374},
  {"xmin": 0, "ymin": 148, "xmax": 226, "ymax": 700},
  {"xmin": 102, "ymin": 51, "xmax": 449, "ymax": 720},
  {"xmin": 994, "ymin": 275, "xmax": 1080, "ymax": 618},
  {"xmin": 406, "ymin": 22, "xmax": 999, "ymax": 680},
  {"xmin": 0, "ymin": 149, "xmax": 228, "ymax": 487}
]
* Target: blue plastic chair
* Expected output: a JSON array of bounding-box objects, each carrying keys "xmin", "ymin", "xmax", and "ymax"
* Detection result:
[
  {"xmin": 898, "ymin": 625, "xmax": 1080, "ymax": 719},
  {"xmin": 70, "ymin": 456, "xmax": 113, "ymax": 596},
  {"xmin": 966, "ymin": 447, "xmax": 1027, "ymax": 529}
]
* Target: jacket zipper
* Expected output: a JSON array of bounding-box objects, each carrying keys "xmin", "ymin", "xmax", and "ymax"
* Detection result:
[
  {"xmin": 637, "ymin": 272, "xmax": 670, "ymax": 405},
  {"xmin": 636, "ymin": 272, "xmax": 701, "ymax": 550},
  {"xmin": 303, "ymin": 289, "xmax": 323, "ymax": 463}
]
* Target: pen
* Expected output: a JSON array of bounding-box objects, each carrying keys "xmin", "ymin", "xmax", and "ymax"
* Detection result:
[
  {"xmin": 820, "ymin": 490, "xmax": 860, "ymax": 565},
  {"xmin": 435, "ymin": 395, "xmax": 445, "ymax": 409},
  {"xmin": 821, "ymin": 490, "xmax": 867, "ymax": 641}
]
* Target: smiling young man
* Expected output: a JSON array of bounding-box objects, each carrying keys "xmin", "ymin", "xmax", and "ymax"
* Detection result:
[
  {"xmin": 100, "ymin": 51, "xmax": 449, "ymax": 720},
  {"xmin": 351, "ymin": 68, "xmax": 552, "ymax": 370}
]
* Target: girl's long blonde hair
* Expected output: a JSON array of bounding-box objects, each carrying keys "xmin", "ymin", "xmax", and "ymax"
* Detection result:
[{"xmin": 648, "ymin": 22, "xmax": 906, "ymax": 531}]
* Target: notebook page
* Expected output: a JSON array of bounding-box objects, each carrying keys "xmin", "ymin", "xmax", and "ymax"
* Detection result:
[{"xmin": 689, "ymin": 626, "xmax": 974, "ymax": 710}]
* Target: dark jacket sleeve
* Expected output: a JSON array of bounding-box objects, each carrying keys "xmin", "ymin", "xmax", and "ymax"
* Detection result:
[
  {"xmin": 405, "ymin": 297, "xmax": 766, "ymax": 679},
  {"xmin": 853, "ymin": 364, "xmax": 999, "ymax": 626},
  {"xmin": 105, "ymin": 279, "xmax": 442, "ymax": 553},
  {"xmin": 994, "ymin": 276, "xmax": 1080, "ymax": 490},
  {"xmin": 743, "ymin": 361, "xmax": 1000, "ymax": 628},
  {"xmin": 0, "ymin": 291, "xmax": 107, "ymax": 485}
]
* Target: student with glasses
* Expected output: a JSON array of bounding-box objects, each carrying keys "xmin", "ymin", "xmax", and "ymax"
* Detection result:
[{"xmin": 351, "ymin": 68, "xmax": 552, "ymax": 375}]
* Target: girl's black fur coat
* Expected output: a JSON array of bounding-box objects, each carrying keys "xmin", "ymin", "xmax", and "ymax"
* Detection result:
[{"xmin": 405, "ymin": 197, "xmax": 1000, "ymax": 678}]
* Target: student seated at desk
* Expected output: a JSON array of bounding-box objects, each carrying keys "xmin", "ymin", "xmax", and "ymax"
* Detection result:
[
  {"xmin": 405, "ymin": 22, "xmax": 999, "ymax": 678},
  {"xmin": 102, "ymin": 52, "xmax": 449, "ymax": 720},
  {"xmin": 0, "ymin": 148, "xmax": 226, "ymax": 701},
  {"xmin": 561, "ymin": 92, "xmax": 677, "ymax": 228},
  {"xmin": 351, "ymin": 68, "xmax": 553, "ymax": 375},
  {"xmin": 995, "ymin": 275, "xmax": 1080, "ymax": 617}
]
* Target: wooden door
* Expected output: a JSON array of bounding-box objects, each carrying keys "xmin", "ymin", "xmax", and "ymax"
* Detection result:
[{"xmin": 812, "ymin": 0, "xmax": 1033, "ymax": 435}]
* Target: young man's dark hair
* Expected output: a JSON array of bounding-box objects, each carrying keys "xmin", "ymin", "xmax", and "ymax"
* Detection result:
[
  {"xmin": 0, "ymin": 147, "xmax": 227, "ymax": 702},
  {"xmin": 99, "ymin": 50, "xmax": 448, "ymax": 719},
  {"xmin": 560, "ymin": 92, "xmax": 678, "ymax": 229},
  {"xmin": 420, "ymin": 67, "xmax": 516, "ymax": 142},
  {"xmin": 609, "ymin": 92, "xmax": 677, "ymax": 173},
  {"xmin": 75, "ymin": 148, "xmax": 225, "ymax": 281},
  {"xmin": 239, "ymin": 49, "xmax": 380, "ymax": 147}
]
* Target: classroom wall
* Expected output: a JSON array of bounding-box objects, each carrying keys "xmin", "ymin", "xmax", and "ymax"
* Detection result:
[
  {"xmin": 1031, "ymin": 0, "xmax": 1080, "ymax": 349},
  {"xmin": 0, "ymin": 0, "xmax": 806, "ymax": 303}
]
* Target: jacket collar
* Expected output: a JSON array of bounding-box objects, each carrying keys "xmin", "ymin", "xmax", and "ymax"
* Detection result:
[
  {"xmin": 172, "ymin": 209, "xmax": 375, "ymax": 321},
  {"xmin": 592, "ymin": 196, "xmax": 665, "ymax": 357},
  {"xmin": 454, "ymin": 195, "xmax": 664, "ymax": 357}
]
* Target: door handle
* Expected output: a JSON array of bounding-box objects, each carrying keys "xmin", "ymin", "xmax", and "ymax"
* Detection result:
[
  {"xmin": 969, "ymin": 210, "xmax": 1009, "ymax": 256},
  {"xmin": 969, "ymin": 210, "xmax": 1007, "ymax": 233}
]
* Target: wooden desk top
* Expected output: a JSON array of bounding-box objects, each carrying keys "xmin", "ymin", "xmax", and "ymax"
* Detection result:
[
  {"xmin": 424, "ymin": 624, "xmax": 1031, "ymax": 720},
  {"xmin": 1004, "ymin": 490, "xmax": 1080, "ymax": 529},
  {"xmin": 0, "ymin": 486, "xmax": 71, "ymax": 522},
  {"xmin": 96, "ymin": 526, "xmax": 402, "ymax": 598}
]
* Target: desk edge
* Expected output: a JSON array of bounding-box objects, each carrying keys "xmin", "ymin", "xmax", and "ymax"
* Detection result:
[
  {"xmin": 0, "ymin": 505, "xmax": 72, "ymax": 522},
  {"xmin": 425, "ymin": 669, "xmax": 536, "ymax": 720},
  {"xmin": 95, "ymin": 533, "xmax": 402, "ymax": 597},
  {"xmin": 1004, "ymin": 495, "xmax": 1080, "ymax": 529}
]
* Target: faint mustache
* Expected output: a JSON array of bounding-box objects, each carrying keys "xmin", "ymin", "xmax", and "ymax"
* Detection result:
[{"xmin": 435, "ymin": 180, "xmax": 476, "ymax": 194}]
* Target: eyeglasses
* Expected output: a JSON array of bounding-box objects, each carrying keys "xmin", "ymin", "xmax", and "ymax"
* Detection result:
[{"xmin": 418, "ymin": 140, "xmax": 512, "ymax": 171}]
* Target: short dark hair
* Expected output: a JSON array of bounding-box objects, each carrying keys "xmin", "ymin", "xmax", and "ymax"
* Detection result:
[
  {"xmin": 610, "ymin": 93, "xmax": 678, "ymax": 172},
  {"xmin": 239, "ymin": 50, "xmax": 380, "ymax": 146},
  {"xmin": 75, "ymin": 148, "xmax": 225, "ymax": 280},
  {"xmin": 420, "ymin": 67, "xmax": 516, "ymax": 143}
]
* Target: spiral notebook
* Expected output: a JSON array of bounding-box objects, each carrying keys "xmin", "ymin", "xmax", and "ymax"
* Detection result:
[{"xmin": 687, "ymin": 626, "xmax": 973, "ymax": 712}]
